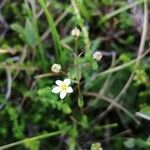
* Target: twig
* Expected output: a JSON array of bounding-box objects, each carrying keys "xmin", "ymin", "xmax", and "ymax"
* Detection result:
[
  {"xmin": 0, "ymin": 67, "xmax": 12, "ymax": 109},
  {"xmin": 5, "ymin": 68, "xmax": 12, "ymax": 100},
  {"xmin": 34, "ymin": 72, "xmax": 66, "ymax": 80},
  {"xmin": 99, "ymin": 52, "xmax": 117, "ymax": 95},
  {"xmin": 101, "ymin": 129, "xmax": 132, "ymax": 143},
  {"xmin": 0, "ymin": 0, "xmax": 7, "ymax": 9},
  {"xmin": 84, "ymin": 92, "xmax": 140, "ymax": 124}
]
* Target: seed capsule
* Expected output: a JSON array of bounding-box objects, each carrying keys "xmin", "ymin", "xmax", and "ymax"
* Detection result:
[
  {"xmin": 71, "ymin": 27, "xmax": 81, "ymax": 38},
  {"xmin": 51, "ymin": 64, "xmax": 61, "ymax": 73},
  {"xmin": 93, "ymin": 51, "xmax": 102, "ymax": 61}
]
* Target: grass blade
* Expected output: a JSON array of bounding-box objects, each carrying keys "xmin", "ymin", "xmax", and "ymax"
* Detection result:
[{"xmin": 38, "ymin": 0, "xmax": 63, "ymax": 62}]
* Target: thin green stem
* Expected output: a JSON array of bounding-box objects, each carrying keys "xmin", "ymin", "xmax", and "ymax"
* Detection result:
[
  {"xmin": 74, "ymin": 38, "xmax": 83, "ymax": 111},
  {"xmin": 99, "ymin": 0, "xmax": 145, "ymax": 24},
  {"xmin": 94, "ymin": 123, "xmax": 118, "ymax": 131},
  {"xmin": 75, "ymin": 38, "xmax": 79, "ymax": 81},
  {"xmin": 75, "ymin": 39, "xmax": 80, "ymax": 95},
  {"xmin": 95, "ymin": 49, "xmax": 150, "ymax": 78},
  {"xmin": 0, "ymin": 131, "xmax": 61, "ymax": 150}
]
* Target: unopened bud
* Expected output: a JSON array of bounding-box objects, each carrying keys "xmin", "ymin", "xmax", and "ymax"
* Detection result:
[
  {"xmin": 91, "ymin": 143, "xmax": 103, "ymax": 150},
  {"xmin": 93, "ymin": 51, "xmax": 102, "ymax": 61},
  {"xmin": 71, "ymin": 27, "xmax": 81, "ymax": 38},
  {"xmin": 51, "ymin": 64, "xmax": 61, "ymax": 73}
]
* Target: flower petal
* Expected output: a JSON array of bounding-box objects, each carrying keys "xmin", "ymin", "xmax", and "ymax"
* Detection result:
[
  {"xmin": 52, "ymin": 86, "xmax": 61, "ymax": 93},
  {"xmin": 55, "ymin": 80, "xmax": 63, "ymax": 86},
  {"xmin": 64, "ymin": 79, "xmax": 71, "ymax": 86},
  {"xmin": 60, "ymin": 91, "xmax": 67, "ymax": 99},
  {"xmin": 67, "ymin": 86, "xmax": 73, "ymax": 93}
]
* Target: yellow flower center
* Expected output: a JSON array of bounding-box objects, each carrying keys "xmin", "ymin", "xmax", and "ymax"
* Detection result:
[{"xmin": 60, "ymin": 83, "xmax": 68, "ymax": 91}]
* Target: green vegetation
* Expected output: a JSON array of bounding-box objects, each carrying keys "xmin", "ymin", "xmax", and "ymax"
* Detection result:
[{"xmin": 0, "ymin": 0, "xmax": 150, "ymax": 149}]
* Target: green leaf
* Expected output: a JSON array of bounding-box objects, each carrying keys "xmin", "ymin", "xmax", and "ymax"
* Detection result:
[
  {"xmin": 80, "ymin": 115, "xmax": 89, "ymax": 128},
  {"xmin": 24, "ymin": 140, "xmax": 40, "ymax": 150},
  {"xmin": 136, "ymin": 105, "xmax": 150, "ymax": 121},
  {"xmin": 75, "ymin": 0, "xmax": 91, "ymax": 20},
  {"xmin": 140, "ymin": 106, "xmax": 150, "ymax": 116},
  {"xmin": 147, "ymin": 137, "xmax": 150, "ymax": 145},
  {"xmin": 78, "ymin": 95, "xmax": 84, "ymax": 108},
  {"xmin": 63, "ymin": 104, "xmax": 72, "ymax": 114},
  {"xmin": 38, "ymin": 87, "xmax": 72, "ymax": 114},
  {"xmin": 11, "ymin": 23, "xmax": 25, "ymax": 41},
  {"xmin": 92, "ymin": 62, "xmax": 98, "ymax": 70},
  {"xmin": 124, "ymin": 138, "xmax": 150, "ymax": 149},
  {"xmin": 25, "ymin": 19, "xmax": 37, "ymax": 45},
  {"xmin": 37, "ymin": 87, "xmax": 51, "ymax": 96},
  {"xmin": 124, "ymin": 138, "xmax": 135, "ymax": 149},
  {"xmin": 91, "ymin": 38, "xmax": 101, "ymax": 52}
]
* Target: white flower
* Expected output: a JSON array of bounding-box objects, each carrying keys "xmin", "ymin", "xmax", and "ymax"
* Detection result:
[
  {"xmin": 93, "ymin": 51, "xmax": 102, "ymax": 61},
  {"xmin": 71, "ymin": 27, "xmax": 81, "ymax": 38},
  {"xmin": 52, "ymin": 79, "xmax": 73, "ymax": 99},
  {"xmin": 51, "ymin": 64, "xmax": 61, "ymax": 73}
]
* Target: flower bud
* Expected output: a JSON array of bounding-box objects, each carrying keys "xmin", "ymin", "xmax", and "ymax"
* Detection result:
[
  {"xmin": 93, "ymin": 51, "xmax": 102, "ymax": 61},
  {"xmin": 91, "ymin": 143, "xmax": 103, "ymax": 150},
  {"xmin": 71, "ymin": 27, "xmax": 80, "ymax": 38},
  {"xmin": 51, "ymin": 64, "xmax": 61, "ymax": 73}
]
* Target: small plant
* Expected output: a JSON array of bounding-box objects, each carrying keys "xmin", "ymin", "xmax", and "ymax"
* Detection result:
[{"xmin": 0, "ymin": 0, "xmax": 149, "ymax": 150}]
